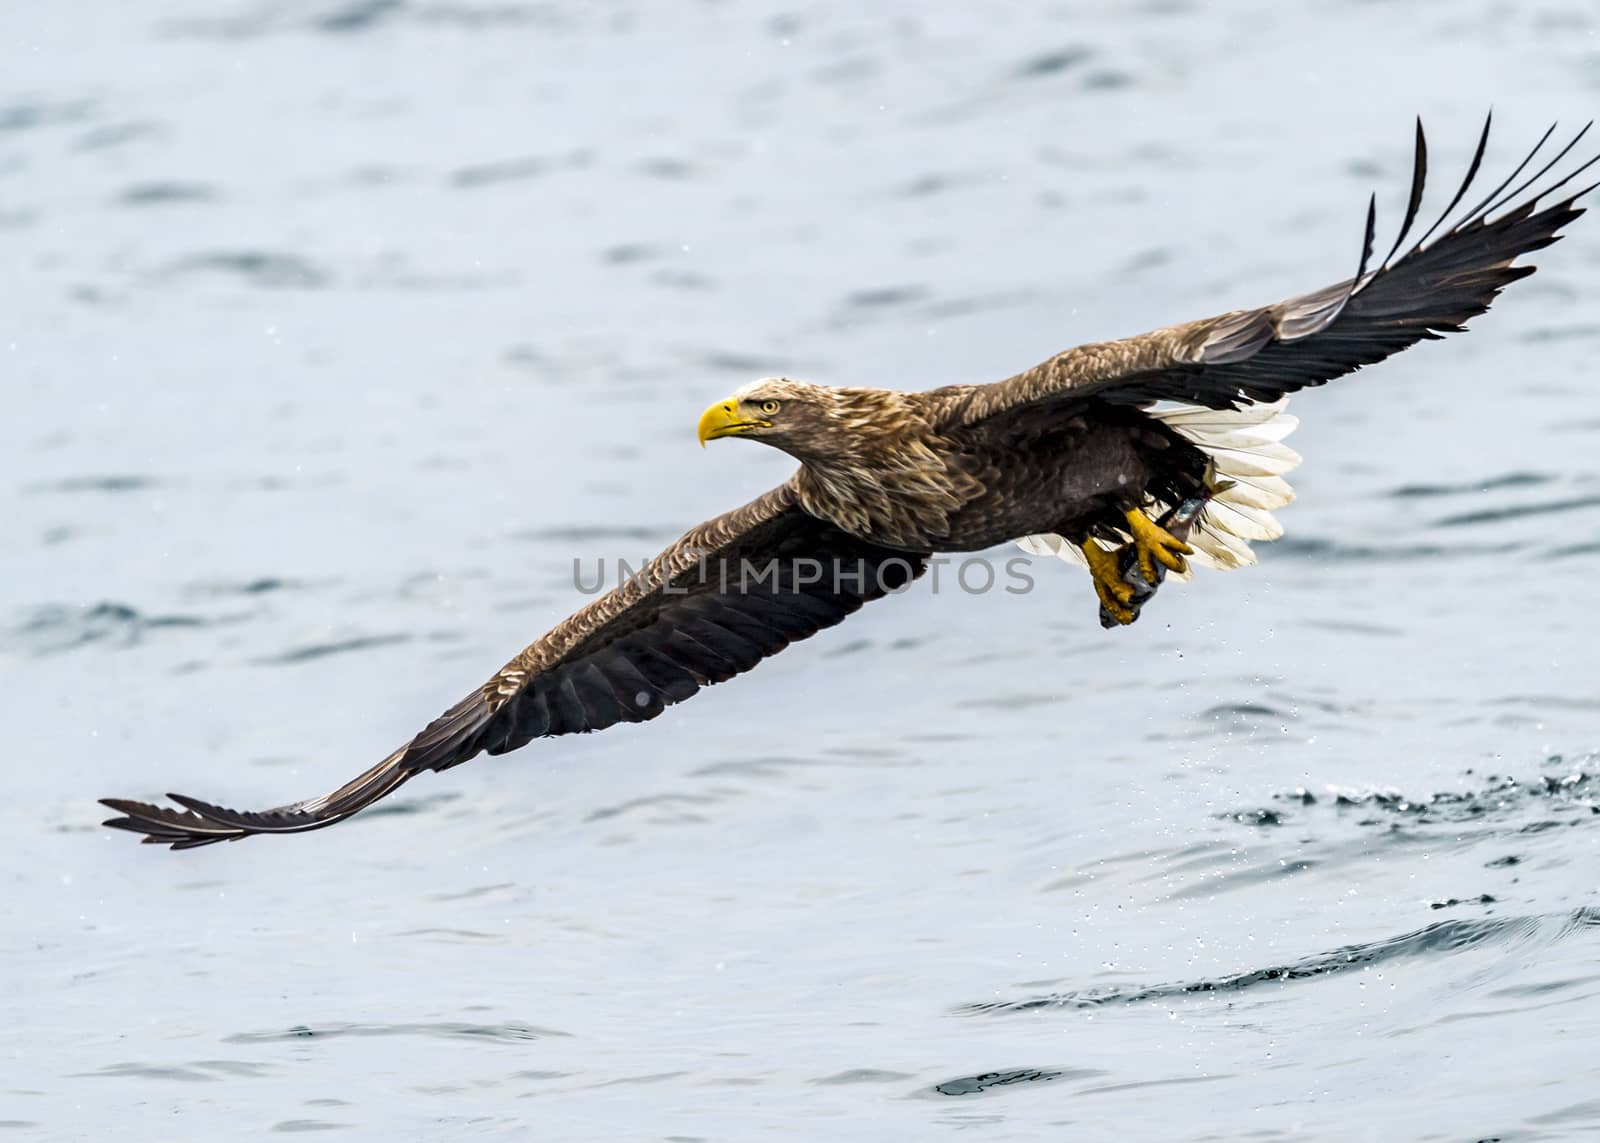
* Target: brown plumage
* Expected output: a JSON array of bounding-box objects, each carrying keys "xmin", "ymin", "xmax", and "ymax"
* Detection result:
[{"xmin": 103, "ymin": 117, "xmax": 1596, "ymax": 849}]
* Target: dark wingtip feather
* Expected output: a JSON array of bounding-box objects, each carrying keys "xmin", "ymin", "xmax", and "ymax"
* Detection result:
[
  {"xmin": 1346, "ymin": 192, "xmax": 1378, "ymax": 299},
  {"xmin": 1379, "ymin": 119, "xmax": 1429, "ymax": 270},
  {"xmin": 1415, "ymin": 111, "xmax": 1493, "ymax": 249},
  {"xmin": 1477, "ymin": 121, "xmax": 1594, "ymax": 222},
  {"xmin": 172, "ymin": 836, "xmax": 228, "ymax": 851},
  {"xmin": 100, "ymin": 720, "xmax": 450, "ymax": 850},
  {"xmin": 1522, "ymin": 144, "xmax": 1600, "ymax": 211},
  {"xmin": 99, "ymin": 795, "xmax": 238, "ymax": 849},
  {"xmin": 1455, "ymin": 121, "xmax": 1558, "ymax": 231}
]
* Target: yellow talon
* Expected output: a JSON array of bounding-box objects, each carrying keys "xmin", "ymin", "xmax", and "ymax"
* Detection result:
[
  {"xmin": 1123, "ymin": 507, "xmax": 1192, "ymax": 585},
  {"xmin": 1081, "ymin": 540, "xmax": 1136, "ymax": 625}
]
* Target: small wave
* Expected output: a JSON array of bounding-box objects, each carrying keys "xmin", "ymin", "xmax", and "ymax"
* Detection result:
[
  {"xmin": 449, "ymin": 151, "xmax": 587, "ymax": 188},
  {"xmin": 29, "ymin": 474, "xmax": 159, "ymax": 494},
  {"xmin": 1388, "ymin": 471, "xmax": 1552, "ymax": 499},
  {"xmin": 1431, "ymin": 894, "xmax": 1498, "ymax": 910},
  {"xmin": 0, "ymin": 99, "xmax": 91, "ymax": 134},
  {"xmin": 1433, "ymin": 494, "xmax": 1600, "ymax": 529},
  {"xmin": 359, "ymin": 792, "xmax": 459, "ymax": 819},
  {"xmin": 696, "ymin": 351, "xmax": 787, "ymax": 375},
  {"xmin": 1549, "ymin": 539, "xmax": 1600, "ymax": 559},
  {"xmin": 318, "ymin": 0, "xmax": 403, "ymax": 34},
  {"xmin": 810, "ymin": 1068, "xmax": 916, "ymax": 1086},
  {"xmin": 843, "ymin": 285, "xmax": 928, "ymax": 309},
  {"xmin": 255, "ymin": 633, "xmax": 410, "ymax": 665},
  {"xmin": 223, "ymin": 1021, "xmax": 568, "ymax": 1045},
  {"xmin": 393, "ymin": 928, "xmax": 502, "ymax": 943},
  {"xmin": 425, "ymin": 881, "xmax": 516, "ymax": 903},
  {"xmin": 162, "ymin": 251, "xmax": 328, "ymax": 289},
  {"xmin": 1012, "ymin": 47, "xmax": 1093, "ymax": 79},
  {"xmin": 71, "ymin": 1059, "xmax": 273, "ymax": 1082},
  {"xmin": 6, "ymin": 601, "xmax": 208, "ymax": 657},
  {"xmin": 117, "ymin": 182, "xmax": 217, "ymax": 206},
  {"xmin": 689, "ymin": 754, "xmax": 818, "ymax": 779},
  {"xmin": 74, "ymin": 121, "xmax": 161, "ymax": 151},
  {"xmin": 1271, "ymin": 535, "xmax": 1523, "ymax": 563},
  {"xmin": 895, "ymin": 172, "xmax": 975, "ymax": 198},
  {"xmin": 1220, "ymin": 806, "xmax": 1287, "ymax": 827},
  {"xmin": 961, "ymin": 907, "xmax": 1599, "ymax": 1015},
  {"xmin": 601, "ymin": 243, "xmax": 660, "ymax": 265},
  {"xmin": 920, "ymin": 288, "xmax": 1044, "ymax": 320},
  {"xmin": 183, "ymin": 576, "xmax": 302, "ymax": 599},
  {"xmin": 512, "ymin": 525, "xmax": 666, "ymax": 543},
  {"xmin": 1519, "ymin": 323, "xmax": 1600, "ymax": 343},
  {"xmin": 649, "ymin": 268, "xmax": 715, "ymax": 292},
  {"xmin": 1237, "ymin": 757, "xmax": 1600, "ymax": 831},
  {"xmin": 633, "ymin": 157, "xmax": 695, "ymax": 180},
  {"xmin": 1082, "ymin": 70, "xmax": 1134, "ymax": 90},
  {"xmin": 584, "ymin": 790, "xmax": 723, "ymax": 825},
  {"xmin": 930, "ymin": 1067, "xmax": 1081, "ymax": 1097},
  {"xmin": 165, "ymin": 1, "xmax": 550, "ymax": 40}
]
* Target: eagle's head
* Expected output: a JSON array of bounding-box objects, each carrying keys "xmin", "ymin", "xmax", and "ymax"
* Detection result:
[
  {"xmin": 697, "ymin": 377, "xmax": 911, "ymax": 464},
  {"xmin": 697, "ymin": 376, "xmax": 972, "ymax": 547}
]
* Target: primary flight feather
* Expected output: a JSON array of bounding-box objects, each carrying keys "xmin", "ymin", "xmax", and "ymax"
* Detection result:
[{"xmin": 102, "ymin": 117, "xmax": 1597, "ymax": 849}]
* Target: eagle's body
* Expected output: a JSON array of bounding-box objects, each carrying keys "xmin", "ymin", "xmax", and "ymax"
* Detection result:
[
  {"xmin": 102, "ymin": 118, "xmax": 1598, "ymax": 850},
  {"xmin": 789, "ymin": 391, "xmax": 1207, "ymax": 552}
]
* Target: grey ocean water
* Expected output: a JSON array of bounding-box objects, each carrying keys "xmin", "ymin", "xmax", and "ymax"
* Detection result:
[{"xmin": 5, "ymin": 2, "xmax": 1600, "ymax": 1138}]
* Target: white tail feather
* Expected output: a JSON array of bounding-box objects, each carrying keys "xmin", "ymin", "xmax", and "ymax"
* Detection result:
[
  {"xmin": 1017, "ymin": 398, "xmax": 1301, "ymax": 575},
  {"xmin": 1210, "ymin": 472, "xmax": 1293, "ymax": 511}
]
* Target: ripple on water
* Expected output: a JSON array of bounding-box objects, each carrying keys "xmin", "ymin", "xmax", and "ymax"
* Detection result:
[
  {"xmin": 223, "ymin": 1021, "xmax": 570, "ymax": 1045},
  {"xmin": 1271, "ymin": 535, "xmax": 1523, "ymax": 564},
  {"xmin": 253, "ymin": 633, "xmax": 411, "ymax": 666},
  {"xmin": 927, "ymin": 1066, "xmax": 1085, "ymax": 1097},
  {"xmin": 0, "ymin": 99, "xmax": 92, "ymax": 133},
  {"xmin": 70, "ymin": 1059, "xmax": 275, "ymax": 1082},
  {"xmin": 1432, "ymin": 494, "xmax": 1600, "ymax": 529},
  {"xmin": 809, "ymin": 1068, "xmax": 917, "ymax": 1086},
  {"xmin": 26, "ymin": 474, "xmax": 163, "ymax": 494},
  {"xmin": 448, "ymin": 151, "xmax": 589, "ymax": 189},
  {"xmin": 160, "ymin": 251, "xmax": 329, "ymax": 289},
  {"xmin": 270, "ymin": 1120, "xmax": 349, "ymax": 1134},
  {"xmin": 1240, "ymin": 753, "xmax": 1600, "ymax": 832},
  {"xmin": 959, "ymin": 907, "xmax": 1600, "ymax": 1015},
  {"xmin": 1388, "ymin": 471, "xmax": 1554, "ymax": 499},
  {"xmin": 4, "ymin": 601, "xmax": 210, "ymax": 657},
  {"xmin": 116, "ymin": 182, "xmax": 218, "ymax": 206}
]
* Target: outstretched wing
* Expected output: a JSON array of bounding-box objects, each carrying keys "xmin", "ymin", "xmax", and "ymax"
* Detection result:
[
  {"xmin": 101, "ymin": 482, "xmax": 928, "ymax": 849},
  {"xmin": 936, "ymin": 116, "xmax": 1597, "ymax": 429}
]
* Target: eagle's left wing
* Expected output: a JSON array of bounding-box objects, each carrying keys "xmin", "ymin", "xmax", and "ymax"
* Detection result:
[
  {"xmin": 934, "ymin": 117, "xmax": 1596, "ymax": 429},
  {"xmin": 101, "ymin": 482, "xmax": 928, "ymax": 849}
]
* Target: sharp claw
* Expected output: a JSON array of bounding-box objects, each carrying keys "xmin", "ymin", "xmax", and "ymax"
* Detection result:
[{"xmin": 1155, "ymin": 544, "xmax": 1189, "ymax": 572}]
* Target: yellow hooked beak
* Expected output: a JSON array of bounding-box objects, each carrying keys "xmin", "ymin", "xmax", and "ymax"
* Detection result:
[{"xmin": 696, "ymin": 399, "xmax": 770, "ymax": 447}]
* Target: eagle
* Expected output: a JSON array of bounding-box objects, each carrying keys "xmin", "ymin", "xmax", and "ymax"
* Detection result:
[{"xmin": 102, "ymin": 118, "xmax": 1597, "ymax": 849}]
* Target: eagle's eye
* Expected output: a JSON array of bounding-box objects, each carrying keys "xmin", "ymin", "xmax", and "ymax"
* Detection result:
[{"xmin": 758, "ymin": 400, "xmax": 781, "ymax": 416}]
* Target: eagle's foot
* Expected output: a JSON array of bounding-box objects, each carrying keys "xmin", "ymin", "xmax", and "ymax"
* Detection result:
[
  {"xmin": 1081, "ymin": 540, "xmax": 1136, "ymax": 626},
  {"xmin": 1124, "ymin": 507, "xmax": 1192, "ymax": 584}
]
